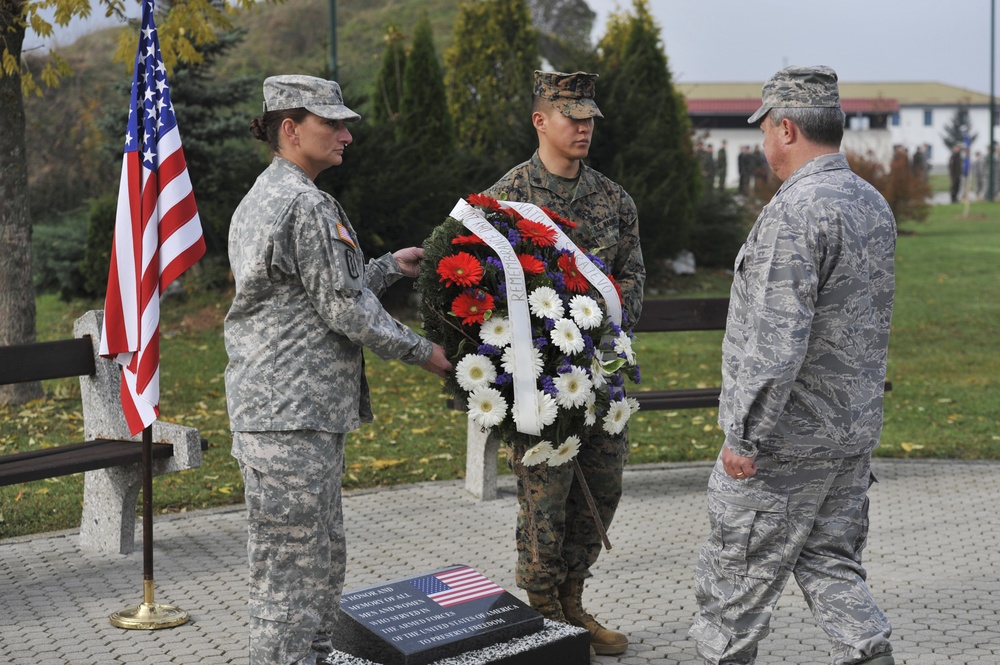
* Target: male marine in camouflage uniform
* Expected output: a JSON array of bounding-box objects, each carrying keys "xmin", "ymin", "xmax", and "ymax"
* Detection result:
[
  {"xmin": 485, "ymin": 70, "xmax": 645, "ymax": 656},
  {"xmin": 225, "ymin": 75, "xmax": 449, "ymax": 665},
  {"xmin": 689, "ymin": 66, "xmax": 896, "ymax": 665}
]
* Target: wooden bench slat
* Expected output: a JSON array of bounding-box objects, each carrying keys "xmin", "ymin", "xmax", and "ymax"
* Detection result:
[
  {"xmin": 0, "ymin": 337, "xmax": 96, "ymax": 385},
  {"xmin": 0, "ymin": 440, "xmax": 175, "ymax": 486},
  {"xmin": 631, "ymin": 297, "xmax": 730, "ymax": 333}
]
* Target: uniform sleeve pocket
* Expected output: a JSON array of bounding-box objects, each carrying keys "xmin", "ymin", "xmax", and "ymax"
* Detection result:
[{"xmin": 713, "ymin": 489, "xmax": 788, "ymax": 580}]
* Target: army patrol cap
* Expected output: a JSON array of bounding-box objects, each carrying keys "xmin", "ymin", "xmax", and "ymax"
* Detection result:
[
  {"xmin": 263, "ymin": 75, "xmax": 361, "ymax": 122},
  {"xmin": 534, "ymin": 70, "xmax": 604, "ymax": 119},
  {"xmin": 748, "ymin": 65, "xmax": 840, "ymax": 124}
]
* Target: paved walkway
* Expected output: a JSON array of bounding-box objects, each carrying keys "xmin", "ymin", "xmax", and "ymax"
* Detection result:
[{"xmin": 2, "ymin": 459, "xmax": 999, "ymax": 664}]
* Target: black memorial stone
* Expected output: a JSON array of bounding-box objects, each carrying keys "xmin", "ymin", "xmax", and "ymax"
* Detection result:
[{"xmin": 332, "ymin": 565, "xmax": 586, "ymax": 665}]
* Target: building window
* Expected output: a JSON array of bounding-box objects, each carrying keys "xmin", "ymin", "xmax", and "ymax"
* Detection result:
[
  {"xmin": 924, "ymin": 109, "xmax": 933, "ymax": 126},
  {"xmin": 891, "ymin": 113, "xmax": 900, "ymax": 126}
]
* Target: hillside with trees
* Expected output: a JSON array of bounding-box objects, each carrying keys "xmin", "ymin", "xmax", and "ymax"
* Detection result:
[{"xmin": 6, "ymin": 0, "xmax": 748, "ymax": 406}]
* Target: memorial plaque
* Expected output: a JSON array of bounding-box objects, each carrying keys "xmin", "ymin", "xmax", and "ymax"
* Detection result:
[{"xmin": 333, "ymin": 565, "xmax": 567, "ymax": 665}]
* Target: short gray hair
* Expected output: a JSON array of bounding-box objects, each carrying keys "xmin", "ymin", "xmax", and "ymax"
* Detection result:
[{"xmin": 768, "ymin": 106, "xmax": 845, "ymax": 147}]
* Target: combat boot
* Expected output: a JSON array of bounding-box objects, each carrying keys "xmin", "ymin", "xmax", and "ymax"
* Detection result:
[
  {"xmin": 527, "ymin": 588, "xmax": 596, "ymax": 660},
  {"xmin": 558, "ymin": 578, "xmax": 629, "ymax": 655},
  {"xmin": 525, "ymin": 588, "xmax": 567, "ymax": 622}
]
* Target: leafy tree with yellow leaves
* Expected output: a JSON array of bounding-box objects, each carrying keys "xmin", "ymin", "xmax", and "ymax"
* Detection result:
[{"xmin": 0, "ymin": 0, "xmax": 270, "ymax": 405}]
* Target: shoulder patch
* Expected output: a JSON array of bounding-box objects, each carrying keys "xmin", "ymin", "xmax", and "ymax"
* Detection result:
[{"xmin": 335, "ymin": 222, "xmax": 357, "ymax": 249}]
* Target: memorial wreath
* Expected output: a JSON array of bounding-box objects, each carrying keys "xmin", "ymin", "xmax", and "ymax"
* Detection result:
[{"xmin": 417, "ymin": 193, "xmax": 640, "ymax": 471}]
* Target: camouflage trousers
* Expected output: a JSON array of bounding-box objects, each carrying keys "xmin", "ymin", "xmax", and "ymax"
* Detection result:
[
  {"xmin": 690, "ymin": 451, "xmax": 893, "ymax": 665},
  {"xmin": 508, "ymin": 427, "xmax": 627, "ymax": 592},
  {"xmin": 237, "ymin": 431, "xmax": 347, "ymax": 665}
]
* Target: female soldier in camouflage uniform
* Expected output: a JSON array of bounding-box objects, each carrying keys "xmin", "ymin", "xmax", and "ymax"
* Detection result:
[{"xmin": 225, "ymin": 75, "xmax": 450, "ymax": 665}]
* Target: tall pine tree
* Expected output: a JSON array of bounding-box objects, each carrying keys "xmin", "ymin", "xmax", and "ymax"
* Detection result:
[
  {"xmin": 373, "ymin": 24, "xmax": 407, "ymax": 125},
  {"xmin": 444, "ymin": 0, "xmax": 539, "ymax": 166},
  {"xmin": 399, "ymin": 12, "xmax": 454, "ymax": 156},
  {"xmin": 591, "ymin": 0, "xmax": 701, "ymax": 275}
]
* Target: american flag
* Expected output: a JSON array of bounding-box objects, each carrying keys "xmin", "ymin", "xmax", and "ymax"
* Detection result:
[
  {"xmin": 100, "ymin": 0, "xmax": 205, "ymax": 436},
  {"xmin": 410, "ymin": 567, "xmax": 506, "ymax": 608}
]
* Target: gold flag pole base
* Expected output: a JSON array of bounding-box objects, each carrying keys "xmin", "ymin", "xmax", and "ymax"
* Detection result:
[{"xmin": 111, "ymin": 580, "xmax": 189, "ymax": 630}]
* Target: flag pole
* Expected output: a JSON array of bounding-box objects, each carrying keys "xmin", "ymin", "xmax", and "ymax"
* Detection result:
[{"xmin": 110, "ymin": 425, "xmax": 189, "ymax": 629}]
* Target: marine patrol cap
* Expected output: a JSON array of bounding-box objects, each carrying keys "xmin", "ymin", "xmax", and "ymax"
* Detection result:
[
  {"xmin": 263, "ymin": 75, "xmax": 361, "ymax": 122},
  {"xmin": 533, "ymin": 70, "xmax": 604, "ymax": 119},
  {"xmin": 748, "ymin": 65, "xmax": 840, "ymax": 125}
]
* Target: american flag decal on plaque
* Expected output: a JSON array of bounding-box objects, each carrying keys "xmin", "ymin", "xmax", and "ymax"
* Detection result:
[{"xmin": 409, "ymin": 566, "xmax": 506, "ymax": 608}]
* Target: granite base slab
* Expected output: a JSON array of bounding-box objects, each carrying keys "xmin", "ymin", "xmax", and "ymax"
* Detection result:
[{"xmin": 324, "ymin": 619, "xmax": 589, "ymax": 665}]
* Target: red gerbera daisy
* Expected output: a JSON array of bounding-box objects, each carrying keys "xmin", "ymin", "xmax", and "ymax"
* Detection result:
[
  {"xmin": 452, "ymin": 290, "xmax": 495, "ymax": 326},
  {"xmin": 516, "ymin": 219, "xmax": 558, "ymax": 248},
  {"xmin": 517, "ymin": 253, "xmax": 546, "ymax": 276},
  {"xmin": 437, "ymin": 252, "xmax": 484, "ymax": 288},
  {"xmin": 467, "ymin": 193, "xmax": 503, "ymax": 212},
  {"xmin": 541, "ymin": 206, "xmax": 577, "ymax": 229},
  {"xmin": 451, "ymin": 234, "xmax": 487, "ymax": 246},
  {"xmin": 558, "ymin": 253, "xmax": 590, "ymax": 293},
  {"xmin": 608, "ymin": 274, "xmax": 624, "ymax": 304}
]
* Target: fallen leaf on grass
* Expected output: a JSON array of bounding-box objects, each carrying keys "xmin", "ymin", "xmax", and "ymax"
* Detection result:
[
  {"xmin": 900, "ymin": 442, "xmax": 925, "ymax": 452},
  {"xmin": 370, "ymin": 458, "xmax": 407, "ymax": 469}
]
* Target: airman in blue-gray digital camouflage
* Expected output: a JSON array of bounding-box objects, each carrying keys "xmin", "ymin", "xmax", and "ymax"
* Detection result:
[{"xmin": 691, "ymin": 65, "xmax": 897, "ymax": 665}]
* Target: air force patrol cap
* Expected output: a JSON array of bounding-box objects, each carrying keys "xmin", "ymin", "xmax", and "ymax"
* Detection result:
[{"xmin": 748, "ymin": 65, "xmax": 841, "ymax": 125}]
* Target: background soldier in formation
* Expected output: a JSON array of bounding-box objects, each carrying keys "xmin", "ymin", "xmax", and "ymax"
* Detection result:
[
  {"xmin": 690, "ymin": 66, "xmax": 897, "ymax": 665},
  {"xmin": 485, "ymin": 70, "xmax": 645, "ymax": 657}
]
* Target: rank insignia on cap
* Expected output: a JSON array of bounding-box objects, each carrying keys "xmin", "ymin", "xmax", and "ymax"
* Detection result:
[{"xmin": 335, "ymin": 222, "xmax": 356, "ymax": 249}]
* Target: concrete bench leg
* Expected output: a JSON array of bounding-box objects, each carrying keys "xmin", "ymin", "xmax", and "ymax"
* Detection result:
[
  {"xmin": 464, "ymin": 419, "xmax": 499, "ymax": 501},
  {"xmin": 80, "ymin": 466, "xmax": 142, "ymax": 555}
]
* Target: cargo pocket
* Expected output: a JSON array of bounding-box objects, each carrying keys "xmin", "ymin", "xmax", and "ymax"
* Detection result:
[
  {"xmin": 249, "ymin": 595, "xmax": 291, "ymax": 624},
  {"xmin": 714, "ymin": 489, "xmax": 788, "ymax": 580}
]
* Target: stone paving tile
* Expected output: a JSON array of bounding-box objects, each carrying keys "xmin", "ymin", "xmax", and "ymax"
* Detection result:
[{"xmin": 1, "ymin": 460, "xmax": 1000, "ymax": 664}]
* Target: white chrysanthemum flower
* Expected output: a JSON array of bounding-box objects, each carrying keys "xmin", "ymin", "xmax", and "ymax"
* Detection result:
[
  {"xmin": 455, "ymin": 354, "xmax": 498, "ymax": 392},
  {"xmin": 467, "ymin": 386, "xmax": 508, "ymax": 428},
  {"xmin": 480, "ymin": 315, "xmax": 512, "ymax": 347},
  {"xmin": 553, "ymin": 367, "xmax": 593, "ymax": 409},
  {"xmin": 583, "ymin": 392, "xmax": 598, "ymax": 426},
  {"xmin": 551, "ymin": 318, "xmax": 585, "ymax": 355},
  {"xmin": 627, "ymin": 396, "xmax": 641, "ymax": 415},
  {"xmin": 549, "ymin": 435, "xmax": 581, "ymax": 466},
  {"xmin": 501, "ymin": 346, "xmax": 544, "ymax": 378},
  {"xmin": 569, "ymin": 295, "xmax": 603, "ymax": 330},
  {"xmin": 521, "ymin": 441, "xmax": 554, "ymax": 467},
  {"xmin": 514, "ymin": 390, "xmax": 559, "ymax": 429},
  {"xmin": 614, "ymin": 331, "xmax": 636, "ymax": 364},
  {"xmin": 529, "ymin": 286, "xmax": 564, "ymax": 320},
  {"xmin": 602, "ymin": 398, "xmax": 631, "ymax": 435}
]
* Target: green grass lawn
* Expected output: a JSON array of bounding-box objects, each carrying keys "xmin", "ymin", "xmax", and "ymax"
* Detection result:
[{"xmin": 1, "ymin": 202, "xmax": 998, "ymax": 539}]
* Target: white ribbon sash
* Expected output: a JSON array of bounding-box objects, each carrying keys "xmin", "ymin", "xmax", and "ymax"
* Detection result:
[
  {"xmin": 449, "ymin": 199, "xmax": 540, "ymax": 436},
  {"xmin": 500, "ymin": 201, "xmax": 623, "ymax": 327}
]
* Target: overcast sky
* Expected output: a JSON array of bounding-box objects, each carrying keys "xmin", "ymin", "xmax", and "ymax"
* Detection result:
[
  {"xmin": 588, "ymin": 0, "xmax": 999, "ymax": 94},
  {"xmin": 34, "ymin": 0, "xmax": 1000, "ymax": 95}
]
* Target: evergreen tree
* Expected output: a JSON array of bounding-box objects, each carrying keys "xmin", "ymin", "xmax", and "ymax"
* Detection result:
[
  {"xmin": 444, "ymin": 0, "xmax": 539, "ymax": 165},
  {"xmin": 399, "ymin": 12, "xmax": 454, "ymax": 155},
  {"xmin": 167, "ymin": 29, "xmax": 264, "ymax": 255},
  {"xmin": 941, "ymin": 104, "xmax": 977, "ymax": 150},
  {"xmin": 528, "ymin": 0, "xmax": 598, "ymax": 72},
  {"xmin": 372, "ymin": 25, "xmax": 407, "ymax": 125},
  {"xmin": 590, "ymin": 0, "xmax": 701, "ymax": 276}
]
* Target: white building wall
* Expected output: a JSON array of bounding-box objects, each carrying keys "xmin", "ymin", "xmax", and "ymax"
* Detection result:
[{"xmin": 890, "ymin": 106, "xmax": 999, "ymax": 170}]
